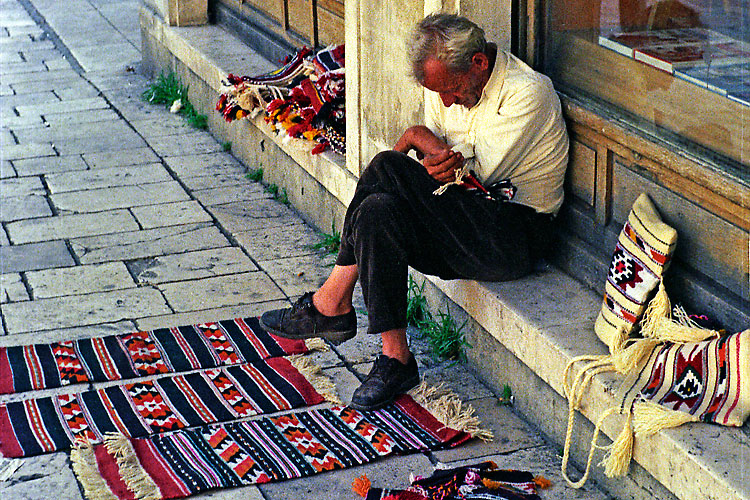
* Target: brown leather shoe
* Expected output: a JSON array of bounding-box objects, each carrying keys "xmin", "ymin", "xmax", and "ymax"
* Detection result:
[
  {"xmin": 350, "ymin": 354, "xmax": 420, "ymax": 411},
  {"xmin": 260, "ymin": 292, "xmax": 356, "ymax": 345}
]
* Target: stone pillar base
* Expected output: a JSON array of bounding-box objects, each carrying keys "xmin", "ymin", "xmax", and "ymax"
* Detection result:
[{"xmin": 167, "ymin": 0, "xmax": 207, "ymax": 26}]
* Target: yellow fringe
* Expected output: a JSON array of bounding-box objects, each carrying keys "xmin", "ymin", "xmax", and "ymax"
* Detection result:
[
  {"xmin": 103, "ymin": 433, "xmax": 162, "ymax": 500},
  {"xmin": 408, "ymin": 382, "xmax": 493, "ymax": 442},
  {"xmin": 304, "ymin": 338, "xmax": 329, "ymax": 352},
  {"xmin": 601, "ymin": 410, "xmax": 634, "ymax": 478},
  {"xmin": 70, "ymin": 442, "xmax": 119, "ymax": 500},
  {"xmin": 610, "ymin": 338, "xmax": 660, "ymax": 374},
  {"xmin": 286, "ymin": 354, "xmax": 342, "ymax": 405},
  {"xmin": 639, "ymin": 282, "xmax": 671, "ymax": 339},
  {"xmin": 633, "ymin": 400, "xmax": 700, "ymax": 436}
]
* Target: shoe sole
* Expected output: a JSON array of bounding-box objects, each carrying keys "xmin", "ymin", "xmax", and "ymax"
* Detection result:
[
  {"xmin": 348, "ymin": 374, "xmax": 421, "ymax": 411},
  {"xmin": 259, "ymin": 319, "xmax": 355, "ymax": 346}
]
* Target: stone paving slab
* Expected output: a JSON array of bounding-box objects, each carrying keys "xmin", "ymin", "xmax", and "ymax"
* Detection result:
[
  {"xmin": 257, "ymin": 252, "xmax": 337, "ymax": 299},
  {"xmin": 50, "ymin": 181, "xmax": 189, "ymax": 213},
  {"xmin": 0, "ymin": 176, "xmax": 45, "ymax": 196},
  {"xmin": 128, "ymin": 246, "xmax": 258, "ymax": 284},
  {"xmin": 1, "ymin": 286, "xmax": 171, "ymax": 333},
  {"xmin": 206, "ymin": 200, "xmax": 304, "ymax": 234},
  {"xmin": 179, "ymin": 170, "xmax": 260, "ymax": 191},
  {"xmin": 0, "ymin": 273, "xmax": 29, "ymax": 303},
  {"xmin": 1, "ymin": 89, "xmax": 59, "ymax": 107},
  {"xmin": 0, "ymin": 320, "xmax": 137, "ymax": 345},
  {"xmin": 0, "ymin": 194, "xmax": 52, "ymax": 222},
  {"xmin": 1, "ymin": 142, "xmax": 55, "ymax": 161},
  {"xmin": 11, "ymin": 154, "xmax": 87, "ymax": 176},
  {"xmin": 70, "ymin": 223, "xmax": 230, "ymax": 264},
  {"xmin": 25, "ymin": 261, "xmax": 136, "ymax": 298},
  {"xmin": 147, "ymin": 131, "xmax": 226, "ymax": 157},
  {"xmin": 13, "ymin": 119, "xmax": 136, "ymax": 143},
  {"xmin": 0, "ymin": 452, "xmax": 84, "ymax": 500},
  {"xmin": 158, "ymin": 271, "xmax": 285, "ymax": 312},
  {"xmin": 42, "ymin": 108, "xmax": 120, "ymax": 126},
  {"xmin": 129, "ymin": 116, "xmax": 194, "ymax": 138},
  {"xmin": 82, "ymin": 146, "xmax": 160, "ymax": 168},
  {"xmin": 44, "ymin": 162, "xmax": 171, "ymax": 192},
  {"xmin": 162, "ymin": 152, "xmax": 246, "ymax": 178},
  {"xmin": 50, "ymin": 130, "xmax": 147, "ymax": 155},
  {"xmin": 234, "ymin": 223, "xmax": 326, "ymax": 262},
  {"xmin": 0, "ymin": 240, "xmax": 75, "ymax": 273},
  {"xmin": 6, "ymin": 209, "xmax": 139, "ymax": 243},
  {"xmin": 191, "ymin": 182, "xmax": 271, "ymax": 206},
  {"xmin": 134, "ymin": 299, "xmax": 289, "ymax": 332},
  {"xmin": 0, "ymin": 68, "xmax": 79, "ymax": 86},
  {"xmin": 131, "ymin": 199, "xmax": 214, "ymax": 228},
  {"xmin": 15, "ymin": 96, "xmax": 109, "ymax": 116},
  {"xmin": 0, "ymin": 113, "xmax": 43, "ymax": 129}
]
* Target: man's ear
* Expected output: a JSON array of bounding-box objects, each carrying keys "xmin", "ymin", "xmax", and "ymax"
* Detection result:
[{"xmin": 471, "ymin": 51, "xmax": 489, "ymax": 71}]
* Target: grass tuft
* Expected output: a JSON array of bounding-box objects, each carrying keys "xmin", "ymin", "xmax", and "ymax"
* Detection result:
[
  {"xmin": 246, "ymin": 168, "xmax": 263, "ymax": 182},
  {"xmin": 407, "ymin": 276, "xmax": 470, "ymax": 362},
  {"xmin": 142, "ymin": 71, "xmax": 208, "ymax": 130},
  {"xmin": 312, "ymin": 224, "xmax": 341, "ymax": 255}
]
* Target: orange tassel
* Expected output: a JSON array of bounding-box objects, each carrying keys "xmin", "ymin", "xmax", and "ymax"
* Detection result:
[
  {"xmin": 533, "ymin": 475, "xmax": 552, "ymax": 489},
  {"xmin": 352, "ymin": 474, "xmax": 371, "ymax": 497}
]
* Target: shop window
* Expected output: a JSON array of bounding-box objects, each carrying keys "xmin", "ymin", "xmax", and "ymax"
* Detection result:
[{"xmin": 543, "ymin": 0, "xmax": 749, "ymax": 167}]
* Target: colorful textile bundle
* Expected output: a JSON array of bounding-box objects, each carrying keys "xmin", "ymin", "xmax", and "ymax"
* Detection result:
[
  {"xmin": 71, "ymin": 394, "xmax": 473, "ymax": 500},
  {"xmin": 0, "ymin": 356, "xmax": 334, "ymax": 457},
  {"xmin": 353, "ymin": 461, "xmax": 546, "ymax": 500},
  {"xmin": 0, "ymin": 317, "xmax": 310, "ymax": 395},
  {"xmin": 216, "ymin": 44, "xmax": 346, "ymax": 155},
  {"xmin": 561, "ymin": 193, "xmax": 749, "ymax": 488}
]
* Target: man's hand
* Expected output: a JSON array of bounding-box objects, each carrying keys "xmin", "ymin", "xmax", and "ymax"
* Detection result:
[{"xmin": 422, "ymin": 149, "xmax": 464, "ymax": 183}]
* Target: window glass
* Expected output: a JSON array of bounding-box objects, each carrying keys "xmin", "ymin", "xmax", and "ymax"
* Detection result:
[{"xmin": 544, "ymin": 0, "xmax": 749, "ymax": 167}]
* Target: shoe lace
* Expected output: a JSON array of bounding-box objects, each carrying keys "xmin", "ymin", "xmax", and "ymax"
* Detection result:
[{"xmin": 364, "ymin": 355, "xmax": 394, "ymax": 383}]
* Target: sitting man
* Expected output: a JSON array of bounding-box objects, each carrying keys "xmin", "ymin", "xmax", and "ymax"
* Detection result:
[{"xmin": 261, "ymin": 13, "xmax": 569, "ymax": 410}]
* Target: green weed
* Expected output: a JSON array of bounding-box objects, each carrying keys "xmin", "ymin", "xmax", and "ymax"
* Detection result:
[
  {"xmin": 221, "ymin": 141, "xmax": 232, "ymax": 152},
  {"xmin": 312, "ymin": 224, "xmax": 341, "ymax": 254},
  {"xmin": 246, "ymin": 168, "xmax": 263, "ymax": 182},
  {"xmin": 142, "ymin": 71, "xmax": 208, "ymax": 130},
  {"xmin": 407, "ymin": 276, "xmax": 469, "ymax": 362},
  {"xmin": 264, "ymin": 183, "xmax": 289, "ymax": 205}
]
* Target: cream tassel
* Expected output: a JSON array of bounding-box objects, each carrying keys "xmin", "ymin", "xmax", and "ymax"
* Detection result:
[
  {"xmin": 103, "ymin": 433, "xmax": 162, "ymax": 500},
  {"xmin": 610, "ymin": 338, "xmax": 659, "ymax": 374},
  {"xmin": 304, "ymin": 338, "xmax": 329, "ymax": 352},
  {"xmin": 601, "ymin": 410, "xmax": 634, "ymax": 478},
  {"xmin": 633, "ymin": 400, "xmax": 700, "ymax": 436},
  {"xmin": 71, "ymin": 442, "xmax": 119, "ymax": 500},
  {"xmin": 408, "ymin": 382, "xmax": 493, "ymax": 442},
  {"xmin": 286, "ymin": 355, "xmax": 342, "ymax": 404},
  {"xmin": 639, "ymin": 282, "xmax": 671, "ymax": 339}
]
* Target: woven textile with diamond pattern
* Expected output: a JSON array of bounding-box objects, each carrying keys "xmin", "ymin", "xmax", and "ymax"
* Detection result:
[
  {"xmin": 0, "ymin": 317, "xmax": 308, "ymax": 395},
  {"xmin": 72, "ymin": 394, "xmax": 472, "ymax": 500},
  {"xmin": 0, "ymin": 355, "xmax": 327, "ymax": 458}
]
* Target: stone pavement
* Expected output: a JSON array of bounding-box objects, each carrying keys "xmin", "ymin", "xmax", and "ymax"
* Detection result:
[{"xmin": 0, "ymin": 1, "xmax": 609, "ymax": 498}]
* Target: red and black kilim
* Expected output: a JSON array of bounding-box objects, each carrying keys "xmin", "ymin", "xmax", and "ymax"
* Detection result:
[
  {"xmin": 79, "ymin": 394, "xmax": 472, "ymax": 499},
  {"xmin": 0, "ymin": 317, "xmax": 307, "ymax": 395},
  {"xmin": 0, "ymin": 357, "xmax": 324, "ymax": 458}
]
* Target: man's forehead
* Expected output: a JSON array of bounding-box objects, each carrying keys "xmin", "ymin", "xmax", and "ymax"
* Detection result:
[{"xmin": 420, "ymin": 58, "xmax": 460, "ymax": 89}]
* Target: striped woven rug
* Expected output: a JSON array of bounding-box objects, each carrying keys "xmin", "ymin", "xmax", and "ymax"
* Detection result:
[
  {"xmin": 0, "ymin": 355, "xmax": 336, "ymax": 458},
  {"xmin": 72, "ymin": 394, "xmax": 473, "ymax": 500},
  {"xmin": 0, "ymin": 317, "xmax": 311, "ymax": 395}
]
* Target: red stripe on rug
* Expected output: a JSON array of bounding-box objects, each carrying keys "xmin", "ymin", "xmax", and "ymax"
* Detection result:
[
  {"xmin": 0, "ymin": 405, "xmax": 24, "ymax": 458},
  {"xmin": 393, "ymin": 394, "xmax": 473, "ymax": 448},
  {"xmin": 268, "ymin": 333, "xmax": 308, "ymax": 355},
  {"xmin": 95, "ymin": 444, "xmax": 137, "ymax": 500},
  {"xmin": 0, "ymin": 348, "xmax": 13, "ymax": 394},
  {"xmin": 266, "ymin": 356, "xmax": 325, "ymax": 405},
  {"xmin": 132, "ymin": 439, "xmax": 191, "ymax": 499}
]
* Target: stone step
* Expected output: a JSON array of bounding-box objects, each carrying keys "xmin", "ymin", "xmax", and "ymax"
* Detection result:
[
  {"xmin": 415, "ymin": 268, "xmax": 749, "ymax": 500},
  {"xmin": 138, "ymin": 7, "xmax": 750, "ymax": 500}
]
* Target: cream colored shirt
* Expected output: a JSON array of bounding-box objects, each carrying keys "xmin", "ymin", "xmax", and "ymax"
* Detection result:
[{"xmin": 425, "ymin": 51, "xmax": 569, "ymax": 214}]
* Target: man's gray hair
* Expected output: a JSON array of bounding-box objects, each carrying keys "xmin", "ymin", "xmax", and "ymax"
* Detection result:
[{"xmin": 408, "ymin": 13, "xmax": 487, "ymax": 82}]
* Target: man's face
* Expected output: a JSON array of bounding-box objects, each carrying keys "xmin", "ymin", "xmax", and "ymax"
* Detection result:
[{"xmin": 420, "ymin": 56, "xmax": 486, "ymax": 109}]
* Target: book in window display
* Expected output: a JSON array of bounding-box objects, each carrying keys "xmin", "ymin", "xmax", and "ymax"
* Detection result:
[
  {"xmin": 597, "ymin": 27, "xmax": 734, "ymax": 58},
  {"xmin": 634, "ymin": 41, "xmax": 750, "ymax": 74},
  {"xmin": 676, "ymin": 61, "xmax": 750, "ymax": 95}
]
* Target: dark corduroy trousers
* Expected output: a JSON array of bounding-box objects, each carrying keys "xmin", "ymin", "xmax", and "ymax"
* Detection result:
[{"xmin": 336, "ymin": 151, "xmax": 551, "ymax": 334}]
